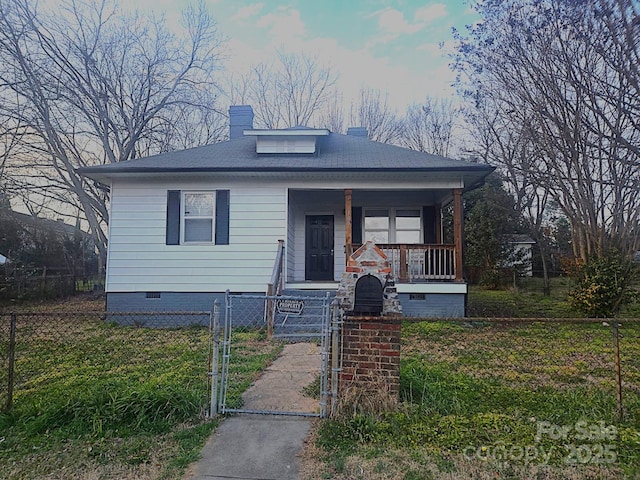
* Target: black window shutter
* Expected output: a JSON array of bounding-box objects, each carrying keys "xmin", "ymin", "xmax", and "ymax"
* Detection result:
[
  {"xmin": 352, "ymin": 207, "xmax": 362, "ymax": 244},
  {"xmin": 423, "ymin": 205, "xmax": 437, "ymax": 244},
  {"xmin": 166, "ymin": 190, "xmax": 181, "ymax": 245},
  {"xmin": 215, "ymin": 190, "xmax": 230, "ymax": 245}
]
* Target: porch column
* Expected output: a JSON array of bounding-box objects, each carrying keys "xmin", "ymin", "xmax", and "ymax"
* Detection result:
[
  {"xmin": 435, "ymin": 203, "xmax": 442, "ymax": 244},
  {"xmin": 453, "ymin": 188, "xmax": 464, "ymax": 282},
  {"xmin": 345, "ymin": 189, "xmax": 352, "ymax": 260}
]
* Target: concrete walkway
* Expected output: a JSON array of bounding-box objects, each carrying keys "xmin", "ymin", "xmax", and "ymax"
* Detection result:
[
  {"xmin": 184, "ymin": 343, "xmax": 320, "ymax": 480},
  {"xmin": 185, "ymin": 415, "xmax": 311, "ymax": 480}
]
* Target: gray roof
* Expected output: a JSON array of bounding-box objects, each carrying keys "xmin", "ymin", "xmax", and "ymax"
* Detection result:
[
  {"xmin": 506, "ymin": 234, "xmax": 536, "ymax": 244},
  {"xmin": 78, "ymin": 132, "xmax": 494, "ymax": 181}
]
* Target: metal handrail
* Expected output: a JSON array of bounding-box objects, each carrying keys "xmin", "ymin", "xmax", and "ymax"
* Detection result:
[{"xmin": 266, "ymin": 240, "xmax": 285, "ymax": 338}]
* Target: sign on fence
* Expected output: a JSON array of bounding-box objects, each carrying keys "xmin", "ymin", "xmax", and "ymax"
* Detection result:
[{"xmin": 276, "ymin": 298, "xmax": 304, "ymax": 315}]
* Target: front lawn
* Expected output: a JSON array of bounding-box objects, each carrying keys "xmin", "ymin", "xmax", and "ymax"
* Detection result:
[
  {"xmin": 306, "ymin": 319, "xmax": 640, "ymax": 479},
  {"xmin": 0, "ymin": 307, "xmax": 281, "ymax": 479}
]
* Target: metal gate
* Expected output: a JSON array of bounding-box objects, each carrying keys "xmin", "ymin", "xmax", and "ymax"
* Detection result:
[{"xmin": 210, "ymin": 292, "xmax": 335, "ymax": 417}]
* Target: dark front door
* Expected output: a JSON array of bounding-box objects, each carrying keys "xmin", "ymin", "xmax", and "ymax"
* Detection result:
[{"xmin": 305, "ymin": 215, "xmax": 334, "ymax": 281}]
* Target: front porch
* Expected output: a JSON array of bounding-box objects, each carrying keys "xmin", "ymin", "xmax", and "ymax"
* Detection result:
[{"xmin": 284, "ymin": 187, "xmax": 465, "ymax": 285}]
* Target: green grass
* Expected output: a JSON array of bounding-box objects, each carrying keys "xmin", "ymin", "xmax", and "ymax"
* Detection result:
[
  {"xmin": 315, "ymin": 319, "xmax": 640, "ymax": 479},
  {"xmin": 467, "ymin": 276, "xmax": 640, "ymax": 318},
  {"xmin": 0, "ymin": 314, "xmax": 281, "ymax": 479},
  {"xmin": 467, "ymin": 277, "xmax": 579, "ymax": 317}
]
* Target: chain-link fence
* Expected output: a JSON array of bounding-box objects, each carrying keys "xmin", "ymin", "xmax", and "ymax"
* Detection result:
[
  {"xmin": 3, "ymin": 306, "xmax": 638, "ymax": 431},
  {"xmin": 216, "ymin": 293, "xmax": 332, "ymax": 417},
  {"xmin": 401, "ymin": 317, "xmax": 640, "ymax": 418},
  {"xmin": 0, "ymin": 310, "xmax": 212, "ymax": 415}
]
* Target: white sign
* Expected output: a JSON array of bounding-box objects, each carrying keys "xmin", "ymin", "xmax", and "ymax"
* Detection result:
[{"xmin": 276, "ymin": 299, "xmax": 304, "ymax": 315}]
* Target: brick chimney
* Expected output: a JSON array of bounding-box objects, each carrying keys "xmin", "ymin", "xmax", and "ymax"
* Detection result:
[
  {"xmin": 347, "ymin": 127, "xmax": 368, "ymax": 138},
  {"xmin": 229, "ymin": 105, "xmax": 254, "ymax": 140}
]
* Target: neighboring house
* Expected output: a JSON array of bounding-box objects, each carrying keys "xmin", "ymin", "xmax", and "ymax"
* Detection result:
[
  {"xmin": 6, "ymin": 212, "xmax": 96, "ymax": 276},
  {"xmin": 505, "ymin": 234, "xmax": 536, "ymax": 276},
  {"xmin": 78, "ymin": 105, "xmax": 494, "ymax": 317}
]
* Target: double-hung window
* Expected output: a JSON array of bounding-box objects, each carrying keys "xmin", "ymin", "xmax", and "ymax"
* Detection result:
[
  {"xmin": 183, "ymin": 192, "xmax": 215, "ymax": 243},
  {"xmin": 166, "ymin": 189, "xmax": 230, "ymax": 245},
  {"xmin": 395, "ymin": 209, "xmax": 421, "ymax": 243},
  {"xmin": 364, "ymin": 208, "xmax": 422, "ymax": 244},
  {"xmin": 364, "ymin": 209, "xmax": 390, "ymax": 243}
]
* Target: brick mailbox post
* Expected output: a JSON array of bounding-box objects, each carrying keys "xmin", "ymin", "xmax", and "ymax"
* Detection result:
[
  {"xmin": 333, "ymin": 241, "xmax": 403, "ymax": 411},
  {"xmin": 339, "ymin": 316, "xmax": 402, "ymax": 400}
]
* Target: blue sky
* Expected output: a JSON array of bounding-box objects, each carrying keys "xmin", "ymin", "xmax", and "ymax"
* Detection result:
[{"xmin": 140, "ymin": 1, "xmax": 479, "ymax": 110}]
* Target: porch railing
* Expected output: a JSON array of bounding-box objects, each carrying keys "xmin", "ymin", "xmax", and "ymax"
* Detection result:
[
  {"xmin": 266, "ymin": 239, "xmax": 285, "ymax": 338},
  {"xmin": 351, "ymin": 244, "xmax": 457, "ymax": 282}
]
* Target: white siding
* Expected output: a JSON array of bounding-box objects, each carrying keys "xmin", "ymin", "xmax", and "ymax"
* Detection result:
[
  {"xmin": 106, "ymin": 178, "xmax": 286, "ymax": 292},
  {"xmin": 106, "ymin": 174, "xmax": 464, "ymax": 292}
]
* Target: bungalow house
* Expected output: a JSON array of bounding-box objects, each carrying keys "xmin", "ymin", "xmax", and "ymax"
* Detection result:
[{"xmin": 78, "ymin": 106, "xmax": 494, "ymax": 317}]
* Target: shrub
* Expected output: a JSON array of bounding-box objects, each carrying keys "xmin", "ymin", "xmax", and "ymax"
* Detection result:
[{"xmin": 568, "ymin": 249, "xmax": 638, "ymax": 317}]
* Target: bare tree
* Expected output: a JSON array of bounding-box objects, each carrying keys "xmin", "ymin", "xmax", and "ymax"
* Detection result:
[
  {"xmin": 465, "ymin": 100, "xmax": 554, "ymax": 292},
  {"xmin": 0, "ymin": 0, "xmax": 226, "ymax": 270},
  {"xmin": 349, "ymin": 87, "xmax": 402, "ymax": 144},
  {"xmin": 455, "ymin": 0, "xmax": 640, "ymax": 261},
  {"xmin": 401, "ymin": 97, "xmax": 457, "ymax": 156},
  {"xmin": 318, "ymin": 88, "xmax": 345, "ymax": 133},
  {"xmin": 237, "ymin": 50, "xmax": 337, "ymax": 129}
]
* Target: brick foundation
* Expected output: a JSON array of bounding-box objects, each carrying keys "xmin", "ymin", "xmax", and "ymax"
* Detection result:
[{"xmin": 339, "ymin": 316, "xmax": 402, "ymax": 405}]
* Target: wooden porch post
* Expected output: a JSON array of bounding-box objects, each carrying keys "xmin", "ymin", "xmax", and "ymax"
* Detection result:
[
  {"xmin": 435, "ymin": 203, "xmax": 442, "ymax": 244},
  {"xmin": 453, "ymin": 188, "xmax": 464, "ymax": 282},
  {"xmin": 345, "ymin": 189, "xmax": 352, "ymax": 260}
]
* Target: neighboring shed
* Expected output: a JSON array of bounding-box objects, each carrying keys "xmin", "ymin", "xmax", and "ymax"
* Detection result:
[{"xmin": 506, "ymin": 234, "xmax": 536, "ymax": 276}]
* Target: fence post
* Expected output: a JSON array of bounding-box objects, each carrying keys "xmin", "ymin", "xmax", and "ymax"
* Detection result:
[
  {"xmin": 330, "ymin": 299, "xmax": 341, "ymax": 417},
  {"xmin": 266, "ymin": 285, "xmax": 274, "ymax": 339},
  {"xmin": 209, "ymin": 299, "xmax": 221, "ymax": 418},
  {"xmin": 6, "ymin": 313, "xmax": 16, "ymax": 411},
  {"xmin": 612, "ymin": 322, "xmax": 623, "ymax": 421}
]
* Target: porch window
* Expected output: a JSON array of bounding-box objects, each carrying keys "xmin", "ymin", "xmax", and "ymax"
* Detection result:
[
  {"xmin": 364, "ymin": 209, "xmax": 389, "ymax": 243},
  {"xmin": 364, "ymin": 208, "xmax": 422, "ymax": 243},
  {"xmin": 395, "ymin": 209, "xmax": 421, "ymax": 243},
  {"xmin": 183, "ymin": 192, "xmax": 215, "ymax": 242}
]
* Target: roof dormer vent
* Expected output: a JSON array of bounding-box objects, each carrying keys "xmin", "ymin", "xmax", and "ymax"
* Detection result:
[{"xmin": 244, "ymin": 128, "xmax": 329, "ymax": 154}]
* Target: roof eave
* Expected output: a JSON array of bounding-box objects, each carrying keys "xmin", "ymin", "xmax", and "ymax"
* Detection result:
[{"xmin": 77, "ymin": 165, "xmax": 495, "ymax": 175}]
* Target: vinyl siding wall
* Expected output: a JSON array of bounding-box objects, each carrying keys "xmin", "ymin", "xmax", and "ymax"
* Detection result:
[
  {"xmin": 106, "ymin": 177, "xmax": 463, "ymax": 293},
  {"xmin": 106, "ymin": 178, "xmax": 286, "ymax": 293}
]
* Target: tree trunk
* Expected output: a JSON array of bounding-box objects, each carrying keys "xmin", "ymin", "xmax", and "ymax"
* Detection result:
[{"xmin": 540, "ymin": 245, "xmax": 550, "ymax": 296}]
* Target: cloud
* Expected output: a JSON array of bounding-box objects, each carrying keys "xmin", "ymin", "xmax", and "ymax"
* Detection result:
[
  {"xmin": 256, "ymin": 7, "xmax": 306, "ymax": 44},
  {"xmin": 417, "ymin": 42, "xmax": 444, "ymax": 56},
  {"xmin": 417, "ymin": 39, "xmax": 456, "ymax": 57},
  {"xmin": 223, "ymin": 4, "xmax": 460, "ymax": 111},
  {"xmin": 414, "ymin": 4, "xmax": 448, "ymax": 24},
  {"xmin": 301, "ymin": 36, "xmax": 456, "ymax": 110},
  {"xmin": 375, "ymin": 7, "xmax": 423, "ymax": 36},
  {"xmin": 231, "ymin": 3, "xmax": 264, "ymax": 21},
  {"xmin": 367, "ymin": 4, "xmax": 449, "ymax": 45}
]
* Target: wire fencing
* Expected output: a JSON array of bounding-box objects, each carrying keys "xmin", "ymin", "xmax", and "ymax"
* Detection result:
[
  {"xmin": 0, "ymin": 310, "xmax": 212, "ymax": 414},
  {"xmin": 215, "ymin": 293, "xmax": 332, "ymax": 417},
  {"xmin": 401, "ymin": 317, "xmax": 640, "ymax": 421},
  {"xmin": 3, "ymin": 307, "xmax": 638, "ymax": 430}
]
